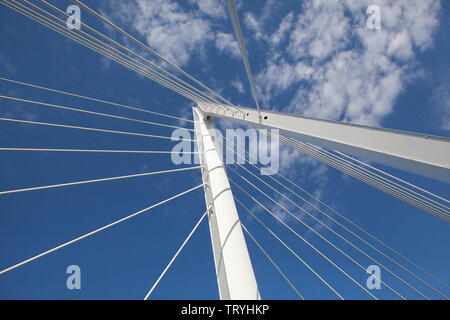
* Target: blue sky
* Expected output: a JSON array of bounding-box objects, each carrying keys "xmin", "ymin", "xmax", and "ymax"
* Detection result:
[{"xmin": 0, "ymin": 0, "xmax": 449, "ymax": 299}]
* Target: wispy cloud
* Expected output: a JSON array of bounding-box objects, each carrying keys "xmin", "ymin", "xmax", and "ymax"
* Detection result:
[
  {"xmin": 189, "ymin": 0, "xmax": 226, "ymax": 18},
  {"xmin": 0, "ymin": 98, "xmax": 38, "ymax": 121},
  {"xmin": 0, "ymin": 53, "xmax": 18, "ymax": 75},
  {"xmin": 231, "ymin": 78, "xmax": 245, "ymax": 94},
  {"xmin": 244, "ymin": 12, "xmax": 266, "ymax": 42},
  {"xmin": 102, "ymin": 0, "xmax": 248, "ymax": 68},
  {"xmin": 215, "ymin": 32, "xmax": 241, "ymax": 59},
  {"xmin": 430, "ymin": 67, "xmax": 450, "ymax": 130},
  {"xmin": 270, "ymin": 12, "xmax": 294, "ymax": 47},
  {"xmin": 252, "ymin": 0, "xmax": 440, "ymax": 126},
  {"xmin": 103, "ymin": 0, "xmax": 214, "ymax": 67}
]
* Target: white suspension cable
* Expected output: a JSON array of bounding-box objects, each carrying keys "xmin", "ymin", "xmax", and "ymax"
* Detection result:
[
  {"xmin": 220, "ymin": 129, "xmax": 450, "ymax": 293},
  {"xmin": 0, "ymin": 148, "xmax": 197, "ymax": 154},
  {"xmin": 276, "ymin": 168, "xmax": 450, "ymax": 293},
  {"xmin": 0, "ymin": 77, "xmax": 194, "ymax": 123},
  {"xmin": 234, "ymin": 197, "xmax": 343, "ymax": 300},
  {"xmin": 229, "ymin": 172, "xmax": 391, "ymax": 299},
  {"xmin": 71, "ymin": 0, "xmax": 239, "ymax": 111},
  {"xmin": 274, "ymin": 133, "xmax": 450, "ymax": 221},
  {"xmin": 241, "ymin": 224, "xmax": 304, "ymax": 300},
  {"xmin": 222, "ymin": 132, "xmax": 450, "ymax": 293},
  {"xmin": 3, "ymin": 0, "xmax": 220, "ymax": 106},
  {"xmin": 230, "ymin": 179, "xmax": 377, "ymax": 299},
  {"xmin": 13, "ymin": 0, "xmax": 229, "ymax": 111},
  {"xmin": 143, "ymin": 208, "xmax": 209, "ymax": 300},
  {"xmin": 221, "ymin": 144, "xmax": 425, "ymax": 299},
  {"xmin": 335, "ymin": 150, "xmax": 450, "ymax": 205},
  {"xmin": 236, "ymin": 159, "xmax": 447, "ymax": 298},
  {"xmin": 326, "ymin": 148, "xmax": 450, "ymax": 211},
  {"xmin": 17, "ymin": 0, "xmax": 208, "ymax": 105},
  {"xmin": 0, "ymin": 95, "xmax": 195, "ymax": 132},
  {"xmin": 0, "ymin": 183, "xmax": 206, "ymax": 275},
  {"xmin": 259, "ymin": 133, "xmax": 450, "ymax": 296},
  {"xmin": 281, "ymin": 140, "xmax": 450, "ymax": 297},
  {"xmin": 303, "ymin": 140, "xmax": 450, "ymax": 214},
  {"xmin": 229, "ymin": 162, "xmax": 434, "ymax": 299},
  {"xmin": 225, "ymin": 0, "xmax": 260, "ymax": 115},
  {"xmin": 0, "ymin": 166, "xmax": 202, "ymax": 196},
  {"xmin": 256, "ymin": 128, "xmax": 450, "ymax": 221},
  {"xmin": 249, "ymin": 125, "xmax": 449, "ymax": 218},
  {"xmin": 291, "ymin": 146, "xmax": 450, "ymax": 222},
  {"xmin": 38, "ymin": 0, "xmax": 238, "ymax": 114},
  {"xmin": 3, "ymin": 0, "xmax": 447, "ymax": 299},
  {"xmin": 0, "ymin": 117, "xmax": 197, "ymax": 142},
  {"xmin": 283, "ymin": 135, "xmax": 449, "ymax": 215},
  {"xmin": 279, "ymin": 135, "xmax": 450, "ymax": 222},
  {"xmin": 243, "ymin": 139, "xmax": 450, "ymax": 293}
]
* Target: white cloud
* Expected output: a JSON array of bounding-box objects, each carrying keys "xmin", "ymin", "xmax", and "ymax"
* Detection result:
[
  {"xmin": 231, "ymin": 78, "xmax": 245, "ymax": 94},
  {"xmin": 0, "ymin": 99, "xmax": 37, "ymax": 121},
  {"xmin": 215, "ymin": 32, "xmax": 241, "ymax": 58},
  {"xmin": 288, "ymin": 1, "xmax": 350, "ymax": 61},
  {"xmin": 270, "ymin": 12, "xmax": 294, "ymax": 47},
  {"xmin": 255, "ymin": 59, "xmax": 313, "ymax": 105},
  {"xmin": 189, "ymin": 0, "xmax": 226, "ymax": 18},
  {"xmin": 100, "ymin": 0, "xmax": 440, "ymax": 128},
  {"xmin": 254, "ymin": 0, "xmax": 440, "ymax": 126},
  {"xmin": 103, "ymin": 0, "xmax": 214, "ymax": 67},
  {"xmin": 244, "ymin": 2, "xmax": 287, "ymax": 46},
  {"xmin": 102, "ymin": 0, "xmax": 252, "ymax": 68},
  {"xmin": 177, "ymin": 101, "xmax": 197, "ymax": 126},
  {"xmin": 279, "ymin": 144, "xmax": 328, "ymax": 184},
  {"xmin": 263, "ymin": 142, "xmax": 331, "ymax": 228},
  {"xmin": 386, "ymin": 30, "xmax": 414, "ymax": 61},
  {"xmin": 290, "ymin": 50, "xmax": 405, "ymax": 126},
  {"xmin": 100, "ymin": 56, "xmax": 112, "ymax": 71},
  {"xmin": 430, "ymin": 69, "xmax": 450, "ymax": 131},
  {"xmin": 0, "ymin": 54, "xmax": 17, "ymax": 75},
  {"xmin": 244, "ymin": 12, "xmax": 266, "ymax": 42},
  {"xmin": 434, "ymin": 89, "xmax": 450, "ymax": 131}
]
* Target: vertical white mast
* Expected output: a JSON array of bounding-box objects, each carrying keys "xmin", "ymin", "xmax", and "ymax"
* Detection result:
[{"xmin": 193, "ymin": 107, "xmax": 260, "ymax": 300}]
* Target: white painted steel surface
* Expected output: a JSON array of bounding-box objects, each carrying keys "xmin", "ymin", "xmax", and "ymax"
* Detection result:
[
  {"xmin": 198, "ymin": 103, "xmax": 450, "ymax": 183},
  {"xmin": 193, "ymin": 107, "xmax": 260, "ymax": 300}
]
